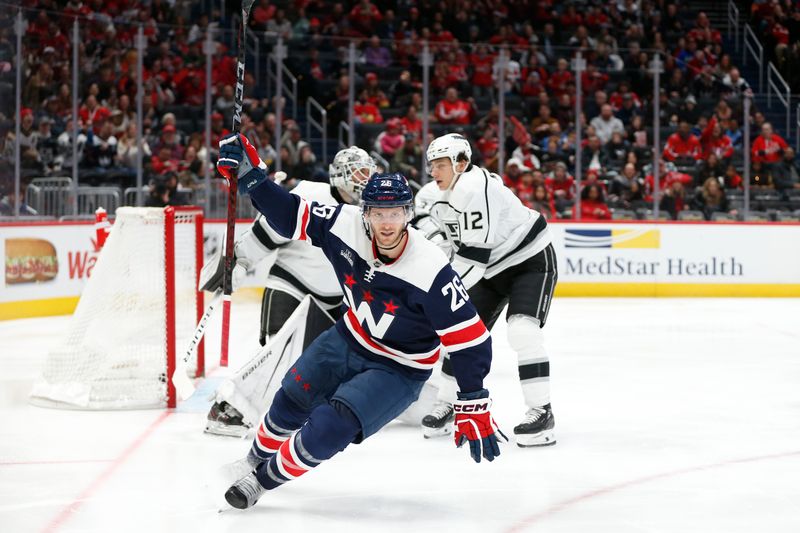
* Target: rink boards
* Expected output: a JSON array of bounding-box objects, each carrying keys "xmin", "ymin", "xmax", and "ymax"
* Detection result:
[{"xmin": 1, "ymin": 219, "xmax": 799, "ymax": 319}]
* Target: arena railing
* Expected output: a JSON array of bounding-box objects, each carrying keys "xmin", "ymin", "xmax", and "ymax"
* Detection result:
[
  {"xmin": 306, "ymin": 97, "xmax": 329, "ymax": 164},
  {"xmin": 728, "ymin": 0, "xmax": 741, "ymax": 52},
  {"xmin": 76, "ymin": 187, "xmax": 121, "ymax": 217},
  {"xmin": 767, "ymin": 62, "xmax": 792, "ymax": 140},
  {"xmin": 796, "ymin": 103, "xmax": 800, "ymax": 152},
  {"xmin": 743, "ymin": 24, "xmax": 764, "ymax": 92},
  {"xmin": 267, "ymin": 49, "xmax": 298, "ymax": 120},
  {"xmin": 25, "ymin": 178, "xmax": 73, "ymax": 219},
  {"xmin": 338, "ymin": 122, "xmax": 352, "ymax": 152}
]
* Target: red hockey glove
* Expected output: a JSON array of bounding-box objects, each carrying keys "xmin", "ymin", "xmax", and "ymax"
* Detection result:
[{"xmin": 453, "ymin": 389, "xmax": 508, "ymax": 463}]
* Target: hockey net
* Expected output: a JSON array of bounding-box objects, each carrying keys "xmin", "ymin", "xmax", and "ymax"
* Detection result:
[{"xmin": 30, "ymin": 206, "xmax": 205, "ymax": 409}]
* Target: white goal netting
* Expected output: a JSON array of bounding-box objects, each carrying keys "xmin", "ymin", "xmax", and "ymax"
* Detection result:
[{"xmin": 30, "ymin": 207, "xmax": 203, "ymax": 409}]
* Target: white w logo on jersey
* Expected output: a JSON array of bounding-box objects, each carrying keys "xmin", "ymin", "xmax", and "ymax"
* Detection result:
[{"xmin": 342, "ymin": 285, "xmax": 395, "ymax": 339}]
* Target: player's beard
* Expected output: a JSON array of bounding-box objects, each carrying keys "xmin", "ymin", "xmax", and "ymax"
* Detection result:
[{"xmin": 373, "ymin": 224, "xmax": 407, "ymax": 251}]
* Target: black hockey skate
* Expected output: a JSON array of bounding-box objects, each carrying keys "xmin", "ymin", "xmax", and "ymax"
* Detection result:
[
  {"xmin": 225, "ymin": 472, "xmax": 266, "ymax": 510},
  {"xmin": 205, "ymin": 401, "xmax": 251, "ymax": 438},
  {"xmin": 421, "ymin": 401, "xmax": 454, "ymax": 439},
  {"xmin": 514, "ymin": 404, "xmax": 556, "ymax": 447}
]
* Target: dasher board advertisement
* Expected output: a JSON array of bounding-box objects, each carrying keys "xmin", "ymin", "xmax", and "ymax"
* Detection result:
[{"xmin": 2, "ymin": 219, "xmax": 799, "ymax": 319}]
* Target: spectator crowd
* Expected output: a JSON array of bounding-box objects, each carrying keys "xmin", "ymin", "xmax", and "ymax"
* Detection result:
[{"xmin": 1, "ymin": 0, "xmax": 800, "ymax": 221}]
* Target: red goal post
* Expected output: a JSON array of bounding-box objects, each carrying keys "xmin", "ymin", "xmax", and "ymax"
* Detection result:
[{"xmin": 165, "ymin": 206, "xmax": 205, "ymax": 407}]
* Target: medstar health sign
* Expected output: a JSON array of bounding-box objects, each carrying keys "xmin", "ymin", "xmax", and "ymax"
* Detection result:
[{"xmin": 551, "ymin": 223, "xmax": 799, "ymax": 296}]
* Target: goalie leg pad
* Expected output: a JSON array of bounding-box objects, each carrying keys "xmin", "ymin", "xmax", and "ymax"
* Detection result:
[
  {"xmin": 259, "ymin": 289, "xmax": 301, "ymax": 346},
  {"xmin": 507, "ymin": 314, "xmax": 551, "ymax": 409}
]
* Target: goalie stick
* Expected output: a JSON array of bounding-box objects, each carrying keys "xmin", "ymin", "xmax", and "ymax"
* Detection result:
[
  {"xmin": 220, "ymin": 0, "xmax": 256, "ymax": 367},
  {"xmin": 173, "ymin": 170, "xmax": 288, "ymax": 399},
  {"xmin": 172, "ymin": 289, "xmax": 222, "ymax": 400}
]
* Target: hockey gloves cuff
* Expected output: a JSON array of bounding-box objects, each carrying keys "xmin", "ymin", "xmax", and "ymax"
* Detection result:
[
  {"xmin": 454, "ymin": 389, "xmax": 508, "ymax": 463},
  {"xmin": 217, "ymin": 133, "xmax": 268, "ymax": 194}
]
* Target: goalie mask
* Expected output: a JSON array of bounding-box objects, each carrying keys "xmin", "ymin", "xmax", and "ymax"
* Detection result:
[{"xmin": 329, "ymin": 146, "xmax": 378, "ymax": 202}]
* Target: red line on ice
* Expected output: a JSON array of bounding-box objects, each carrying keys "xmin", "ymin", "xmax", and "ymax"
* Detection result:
[
  {"xmin": 41, "ymin": 411, "xmax": 172, "ymax": 533},
  {"xmin": 505, "ymin": 449, "xmax": 800, "ymax": 532},
  {"xmin": 0, "ymin": 459, "xmax": 113, "ymax": 466}
]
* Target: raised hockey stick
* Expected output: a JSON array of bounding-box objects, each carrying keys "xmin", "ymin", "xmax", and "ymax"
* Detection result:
[
  {"xmin": 172, "ymin": 289, "xmax": 223, "ymax": 400},
  {"xmin": 220, "ymin": 0, "xmax": 256, "ymax": 367}
]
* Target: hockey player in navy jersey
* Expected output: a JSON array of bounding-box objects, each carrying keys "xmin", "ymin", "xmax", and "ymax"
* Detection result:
[
  {"xmin": 198, "ymin": 146, "xmax": 377, "ymax": 436},
  {"xmin": 420, "ymin": 133, "xmax": 558, "ymax": 447},
  {"xmin": 215, "ymin": 133, "xmax": 506, "ymax": 510}
]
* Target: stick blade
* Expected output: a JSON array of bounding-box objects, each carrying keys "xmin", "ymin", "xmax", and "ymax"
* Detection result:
[{"xmin": 172, "ymin": 363, "xmax": 197, "ymax": 401}]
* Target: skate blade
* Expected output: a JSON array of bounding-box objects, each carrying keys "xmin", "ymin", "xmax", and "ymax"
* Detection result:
[
  {"xmin": 515, "ymin": 429, "xmax": 556, "ymax": 447},
  {"xmin": 422, "ymin": 425, "xmax": 453, "ymax": 439},
  {"xmin": 205, "ymin": 421, "xmax": 251, "ymax": 438}
]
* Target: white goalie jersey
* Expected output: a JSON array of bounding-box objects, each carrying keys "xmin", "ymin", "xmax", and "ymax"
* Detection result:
[
  {"xmin": 236, "ymin": 180, "xmax": 343, "ymax": 308},
  {"xmin": 415, "ymin": 165, "xmax": 552, "ymax": 288}
]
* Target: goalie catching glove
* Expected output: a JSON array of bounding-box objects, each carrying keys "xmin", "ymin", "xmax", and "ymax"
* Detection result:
[
  {"xmin": 217, "ymin": 133, "xmax": 269, "ymax": 194},
  {"xmin": 454, "ymin": 389, "xmax": 508, "ymax": 463}
]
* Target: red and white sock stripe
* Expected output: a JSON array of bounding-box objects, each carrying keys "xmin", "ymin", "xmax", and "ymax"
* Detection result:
[
  {"xmin": 275, "ymin": 434, "xmax": 314, "ymax": 480},
  {"xmin": 255, "ymin": 420, "xmax": 290, "ymax": 455}
]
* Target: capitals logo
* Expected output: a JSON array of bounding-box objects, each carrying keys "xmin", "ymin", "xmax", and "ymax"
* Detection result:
[
  {"xmin": 564, "ymin": 229, "xmax": 660, "ymax": 249},
  {"xmin": 341, "ymin": 274, "xmax": 395, "ymax": 339}
]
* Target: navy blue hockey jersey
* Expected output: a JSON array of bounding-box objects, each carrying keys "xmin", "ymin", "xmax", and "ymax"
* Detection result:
[{"xmin": 248, "ymin": 178, "xmax": 492, "ymax": 393}]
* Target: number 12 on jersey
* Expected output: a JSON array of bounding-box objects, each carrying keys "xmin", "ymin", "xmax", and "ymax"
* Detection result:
[
  {"xmin": 462, "ymin": 211, "xmax": 483, "ymax": 230},
  {"xmin": 442, "ymin": 275, "xmax": 470, "ymax": 311}
]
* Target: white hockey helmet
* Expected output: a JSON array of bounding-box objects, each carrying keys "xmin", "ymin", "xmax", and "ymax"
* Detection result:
[
  {"xmin": 329, "ymin": 146, "xmax": 378, "ymax": 200},
  {"xmin": 426, "ymin": 133, "xmax": 472, "ymax": 174}
]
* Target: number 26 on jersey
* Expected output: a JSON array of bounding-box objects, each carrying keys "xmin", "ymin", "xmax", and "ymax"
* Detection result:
[{"xmin": 442, "ymin": 275, "xmax": 470, "ymax": 311}]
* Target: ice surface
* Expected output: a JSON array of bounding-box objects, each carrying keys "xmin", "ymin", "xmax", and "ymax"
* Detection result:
[{"xmin": 1, "ymin": 298, "xmax": 798, "ymax": 532}]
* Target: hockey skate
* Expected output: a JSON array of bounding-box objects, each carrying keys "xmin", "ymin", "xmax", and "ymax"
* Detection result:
[
  {"xmin": 218, "ymin": 450, "xmax": 262, "ymax": 486},
  {"xmin": 514, "ymin": 404, "xmax": 556, "ymax": 447},
  {"xmin": 205, "ymin": 401, "xmax": 251, "ymax": 438},
  {"xmin": 225, "ymin": 472, "xmax": 266, "ymax": 510},
  {"xmin": 421, "ymin": 401, "xmax": 454, "ymax": 439}
]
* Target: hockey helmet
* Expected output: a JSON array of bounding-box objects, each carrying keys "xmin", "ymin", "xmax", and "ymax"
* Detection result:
[
  {"xmin": 426, "ymin": 132, "xmax": 472, "ymax": 175},
  {"xmin": 360, "ymin": 173, "xmax": 414, "ymax": 237},
  {"xmin": 329, "ymin": 146, "xmax": 377, "ymax": 200}
]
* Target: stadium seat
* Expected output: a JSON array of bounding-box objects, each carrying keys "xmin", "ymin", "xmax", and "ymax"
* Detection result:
[
  {"xmin": 743, "ymin": 211, "xmax": 771, "ymax": 221},
  {"xmin": 611, "ymin": 209, "xmax": 636, "ymax": 220},
  {"xmin": 636, "ymin": 209, "xmax": 672, "ymax": 220},
  {"xmin": 711, "ymin": 212, "xmax": 736, "ymax": 222},
  {"xmin": 775, "ymin": 211, "xmax": 800, "ymax": 221},
  {"xmin": 677, "ymin": 210, "xmax": 705, "ymax": 221}
]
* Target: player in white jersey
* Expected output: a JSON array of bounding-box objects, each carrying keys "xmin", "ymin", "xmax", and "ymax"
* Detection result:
[
  {"xmin": 198, "ymin": 147, "xmax": 377, "ymax": 435},
  {"xmin": 420, "ymin": 133, "xmax": 558, "ymax": 447}
]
